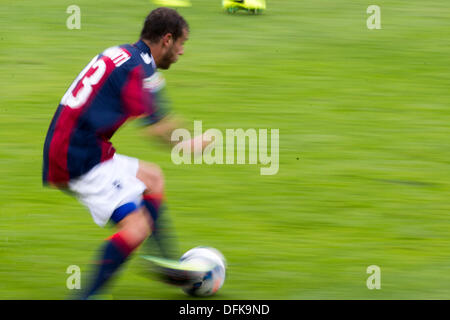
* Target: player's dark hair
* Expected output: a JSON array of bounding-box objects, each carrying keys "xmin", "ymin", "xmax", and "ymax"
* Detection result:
[{"xmin": 140, "ymin": 7, "xmax": 189, "ymax": 43}]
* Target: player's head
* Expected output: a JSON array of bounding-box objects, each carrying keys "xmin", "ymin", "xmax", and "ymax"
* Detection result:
[{"xmin": 140, "ymin": 7, "xmax": 189, "ymax": 70}]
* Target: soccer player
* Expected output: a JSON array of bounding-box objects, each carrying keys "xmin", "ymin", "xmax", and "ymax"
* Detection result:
[{"xmin": 43, "ymin": 7, "xmax": 207, "ymax": 299}]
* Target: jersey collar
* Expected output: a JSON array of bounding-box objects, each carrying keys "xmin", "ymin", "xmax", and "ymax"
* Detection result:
[
  {"xmin": 134, "ymin": 39, "xmax": 152, "ymax": 55},
  {"xmin": 134, "ymin": 39, "xmax": 156, "ymax": 69}
]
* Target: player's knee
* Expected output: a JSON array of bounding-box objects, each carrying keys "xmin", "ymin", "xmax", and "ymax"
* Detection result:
[
  {"xmin": 117, "ymin": 209, "xmax": 152, "ymax": 247},
  {"xmin": 137, "ymin": 162, "xmax": 164, "ymax": 194}
]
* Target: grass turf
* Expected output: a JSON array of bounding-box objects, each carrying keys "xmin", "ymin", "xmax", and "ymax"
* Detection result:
[{"xmin": 0, "ymin": 0, "xmax": 449, "ymax": 299}]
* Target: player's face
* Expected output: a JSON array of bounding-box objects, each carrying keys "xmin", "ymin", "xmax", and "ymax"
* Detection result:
[{"xmin": 159, "ymin": 28, "xmax": 189, "ymax": 70}]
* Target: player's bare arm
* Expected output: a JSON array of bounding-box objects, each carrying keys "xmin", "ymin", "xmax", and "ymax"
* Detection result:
[{"xmin": 146, "ymin": 115, "xmax": 213, "ymax": 152}]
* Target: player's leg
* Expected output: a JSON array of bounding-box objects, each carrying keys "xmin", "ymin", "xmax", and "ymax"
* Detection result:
[
  {"xmin": 134, "ymin": 161, "xmax": 205, "ymax": 286},
  {"xmin": 137, "ymin": 161, "xmax": 178, "ymax": 258},
  {"xmin": 68, "ymin": 154, "xmax": 150, "ymax": 299},
  {"xmin": 137, "ymin": 161, "xmax": 165, "ymax": 222},
  {"xmin": 71, "ymin": 154, "xmax": 183, "ymax": 299},
  {"xmin": 80, "ymin": 207, "xmax": 152, "ymax": 299}
]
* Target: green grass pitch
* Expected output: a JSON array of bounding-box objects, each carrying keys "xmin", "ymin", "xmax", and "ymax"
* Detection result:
[{"xmin": 0, "ymin": 0, "xmax": 449, "ymax": 299}]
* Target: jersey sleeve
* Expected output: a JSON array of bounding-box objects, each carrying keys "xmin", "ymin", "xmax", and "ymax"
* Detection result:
[
  {"xmin": 139, "ymin": 71, "xmax": 171, "ymax": 126},
  {"xmin": 120, "ymin": 64, "xmax": 154, "ymax": 118}
]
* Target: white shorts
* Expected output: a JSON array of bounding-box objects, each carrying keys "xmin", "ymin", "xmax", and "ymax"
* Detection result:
[{"xmin": 68, "ymin": 154, "xmax": 147, "ymax": 227}]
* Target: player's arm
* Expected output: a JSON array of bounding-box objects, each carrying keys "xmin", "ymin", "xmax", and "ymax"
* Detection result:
[
  {"xmin": 145, "ymin": 114, "xmax": 180, "ymax": 145},
  {"xmin": 145, "ymin": 114, "xmax": 211, "ymax": 152},
  {"xmin": 141, "ymin": 72, "xmax": 211, "ymax": 152}
]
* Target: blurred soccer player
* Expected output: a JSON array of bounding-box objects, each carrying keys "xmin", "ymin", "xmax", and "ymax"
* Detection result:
[{"xmin": 43, "ymin": 7, "xmax": 207, "ymax": 299}]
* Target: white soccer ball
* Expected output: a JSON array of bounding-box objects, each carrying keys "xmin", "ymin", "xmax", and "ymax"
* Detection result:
[{"xmin": 179, "ymin": 246, "xmax": 226, "ymax": 297}]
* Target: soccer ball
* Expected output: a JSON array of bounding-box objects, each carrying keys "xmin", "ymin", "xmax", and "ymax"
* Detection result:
[{"xmin": 179, "ymin": 246, "xmax": 226, "ymax": 297}]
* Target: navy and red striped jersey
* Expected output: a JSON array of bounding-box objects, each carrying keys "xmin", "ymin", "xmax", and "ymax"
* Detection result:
[{"xmin": 43, "ymin": 40, "xmax": 167, "ymax": 186}]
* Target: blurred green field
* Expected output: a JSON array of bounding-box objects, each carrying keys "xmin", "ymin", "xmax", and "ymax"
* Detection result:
[{"xmin": 0, "ymin": 0, "xmax": 449, "ymax": 299}]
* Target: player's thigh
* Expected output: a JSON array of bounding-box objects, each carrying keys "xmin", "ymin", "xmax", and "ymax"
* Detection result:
[{"xmin": 136, "ymin": 161, "xmax": 164, "ymax": 194}]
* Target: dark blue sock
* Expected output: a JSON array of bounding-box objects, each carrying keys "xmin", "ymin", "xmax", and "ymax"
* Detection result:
[
  {"xmin": 142, "ymin": 197, "xmax": 177, "ymax": 259},
  {"xmin": 80, "ymin": 233, "xmax": 131, "ymax": 299}
]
